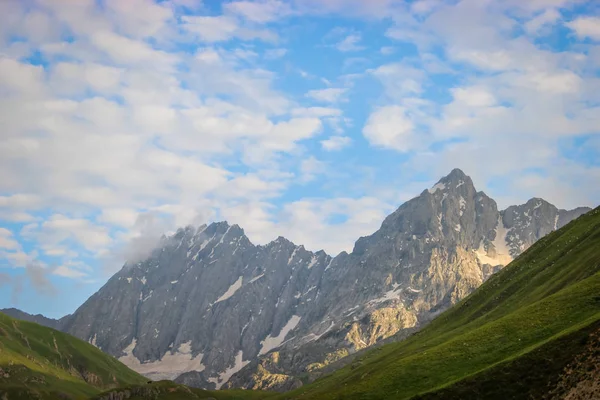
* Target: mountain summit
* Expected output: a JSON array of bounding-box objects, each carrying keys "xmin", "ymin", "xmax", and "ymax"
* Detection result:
[{"xmin": 5, "ymin": 169, "xmax": 591, "ymax": 391}]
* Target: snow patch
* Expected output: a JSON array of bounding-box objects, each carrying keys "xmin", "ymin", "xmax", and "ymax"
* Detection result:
[
  {"xmin": 118, "ymin": 340, "xmax": 205, "ymax": 381},
  {"xmin": 248, "ymin": 274, "xmax": 264, "ymax": 284},
  {"xmin": 459, "ymin": 196, "xmax": 466, "ymax": 216},
  {"xmin": 307, "ymin": 254, "xmax": 318, "ymax": 269},
  {"xmin": 208, "ymin": 350, "xmax": 249, "ymax": 390},
  {"xmin": 428, "ymin": 182, "xmax": 446, "ymax": 194},
  {"xmin": 258, "ymin": 315, "xmax": 302, "ymax": 355},
  {"xmin": 140, "ymin": 276, "xmax": 146, "ymax": 285},
  {"xmin": 324, "ymin": 258, "xmax": 334, "ymax": 271},
  {"xmin": 474, "ymin": 217, "xmax": 513, "ymax": 266},
  {"xmin": 368, "ymin": 283, "xmax": 402, "ymax": 305},
  {"xmin": 217, "ymin": 226, "xmax": 232, "ymax": 245},
  {"xmin": 303, "ymin": 321, "xmax": 335, "ymax": 343},
  {"xmin": 142, "ymin": 290, "xmax": 153, "ymax": 302},
  {"xmin": 215, "ymin": 276, "xmax": 243, "ymax": 303},
  {"xmin": 126, "ymin": 277, "xmax": 132, "ymax": 284},
  {"xmin": 303, "ymin": 285, "xmax": 317, "ymax": 296},
  {"xmin": 287, "ymin": 248, "xmax": 298, "ymax": 265},
  {"xmin": 454, "ymin": 224, "xmax": 461, "ymax": 232},
  {"xmin": 171, "ymin": 280, "xmax": 178, "ymax": 284}
]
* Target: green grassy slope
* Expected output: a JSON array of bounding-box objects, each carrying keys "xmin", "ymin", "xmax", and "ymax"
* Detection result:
[
  {"xmin": 0, "ymin": 312, "xmax": 276, "ymax": 400},
  {"xmin": 278, "ymin": 207, "xmax": 600, "ymax": 400},
  {"xmin": 0, "ymin": 311, "xmax": 148, "ymax": 399}
]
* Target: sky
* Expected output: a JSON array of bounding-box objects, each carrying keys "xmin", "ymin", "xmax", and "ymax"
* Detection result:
[{"xmin": 0, "ymin": 0, "xmax": 599, "ymax": 318}]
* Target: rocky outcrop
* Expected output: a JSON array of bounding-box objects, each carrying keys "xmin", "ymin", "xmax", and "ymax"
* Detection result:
[
  {"xmin": 545, "ymin": 328, "xmax": 600, "ymax": 400},
  {"xmin": 12, "ymin": 169, "xmax": 590, "ymax": 391}
]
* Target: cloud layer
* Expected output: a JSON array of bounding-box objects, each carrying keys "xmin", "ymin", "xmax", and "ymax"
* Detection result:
[{"xmin": 0, "ymin": 0, "xmax": 598, "ymax": 315}]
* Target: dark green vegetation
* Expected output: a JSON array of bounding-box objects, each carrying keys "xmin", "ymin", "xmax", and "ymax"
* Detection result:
[
  {"xmin": 277, "ymin": 207, "xmax": 600, "ymax": 400},
  {"xmin": 0, "ymin": 311, "xmax": 147, "ymax": 399}
]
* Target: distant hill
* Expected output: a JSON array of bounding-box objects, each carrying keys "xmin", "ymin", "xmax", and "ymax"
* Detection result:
[
  {"xmin": 276, "ymin": 207, "xmax": 600, "ymax": 399},
  {"xmin": 0, "ymin": 307, "xmax": 69, "ymax": 330}
]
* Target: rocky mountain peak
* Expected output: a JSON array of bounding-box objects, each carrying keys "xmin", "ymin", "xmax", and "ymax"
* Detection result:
[{"xmin": 50, "ymin": 168, "xmax": 592, "ymax": 391}]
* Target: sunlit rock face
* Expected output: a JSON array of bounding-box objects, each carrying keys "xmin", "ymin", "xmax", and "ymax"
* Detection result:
[{"xmin": 53, "ymin": 169, "xmax": 589, "ymax": 390}]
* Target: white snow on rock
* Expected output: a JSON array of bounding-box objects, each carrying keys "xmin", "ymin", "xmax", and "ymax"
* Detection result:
[
  {"xmin": 303, "ymin": 320, "xmax": 336, "ymax": 343},
  {"xmin": 140, "ymin": 276, "xmax": 147, "ymax": 285},
  {"xmin": 454, "ymin": 224, "xmax": 461, "ymax": 232},
  {"xmin": 287, "ymin": 248, "xmax": 298, "ymax": 265},
  {"xmin": 118, "ymin": 340, "xmax": 205, "ymax": 381},
  {"xmin": 142, "ymin": 290, "xmax": 153, "ymax": 302},
  {"xmin": 474, "ymin": 217, "xmax": 514, "ymax": 266},
  {"xmin": 307, "ymin": 254, "xmax": 318, "ymax": 269},
  {"xmin": 324, "ymin": 258, "xmax": 334, "ymax": 271},
  {"xmin": 171, "ymin": 280, "xmax": 178, "ymax": 284},
  {"xmin": 459, "ymin": 196, "xmax": 466, "ymax": 216},
  {"xmin": 258, "ymin": 315, "xmax": 302, "ymax": 355},
  {"xmin": 208, "ymin": 350, "xmax": 249, "ymax": 389},
  {"xmin": 126, "ymin": 277, "xmax": 132, "ymax": 283},
  {"xmin": 215, "ymin": 276, "xmax": 243, "ymax": 303},
  {"xmin": 368, "ymin": 283, "xmax": 402, "ymax": 305},
  {"xmin": 248, "ymin": 274, "xmax": 264, "ymax": 284},
  {"xmin": 428, "ymin": 182, "xmax": 446, "ymax": 194},
  {"xmin": 303, "ymin": 285, "xmax": 317, "ymax": 296}
]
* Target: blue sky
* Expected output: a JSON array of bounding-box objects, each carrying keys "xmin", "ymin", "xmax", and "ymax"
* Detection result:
[{"xmin": 0, "ymin": 0, "xmax": 599, "ymax": 318}]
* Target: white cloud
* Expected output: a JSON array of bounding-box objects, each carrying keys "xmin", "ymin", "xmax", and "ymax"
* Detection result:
[
  {"xmin": 321, "ymin": 135, "xmax": 352, "ymax": 151},
  {"xmin": 0, "ymin": 228, "xmax": 19, "ymax": 250},
  {"xmin": 451, "ymin": 86, "xmax": 497, "ymax": 108},
  {"xmin": 264, "ymin": 48, "xmax": 287, "ymax": 59},
  {"xmin": 370, "ymin": 63, "xmax": 425, "ymax": 100},
  {"xmin": 90, "ymin": 31, "xmax": 178, "ymax": 69},
  {"xmin": 306, "ymin": 88, "xmax": 347, "ymax": 103},
  {"xmin": 53, "ymin": 265, "xmax": 88, "ymax": 278},
  {"xmin": 525, "ymin": 8, "xmax": 561, "ymax": 35},
  {"xmin": 336, "ymin": 34, "xmax": 364, "ymax": 52},
  {"xmin": 567, "ymin": 16, "xmax": 600, "ymax": 40},
  {"xmin": 380, "ymin": 46, "xmax": 395, "ymax": 55},
  {"xmin": 299, "ymin": 156, "xmax": 326, "ymax": 183},
  {"xmin": 363, "ymin": 106, "xmax": 419, "ymax": 152},
  {"xmin": 225, "ymin": 0, "xmax": 293, "ymax": 23},
  {"xmin": 181, "ymin": 15, "xmax": 276, "ymax": 43}
]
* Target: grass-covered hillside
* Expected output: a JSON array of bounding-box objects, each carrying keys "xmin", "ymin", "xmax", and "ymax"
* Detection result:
[
  {"xmin": 278, "ymin": 207, "xmax": 600, "ymax": 400},
  {"xmin": 0, "ymin": 311, "xmax": 147, "ymax": 399},
  {"xmin": 0, "ymin": 311, "xmax": 276, "ymax": 400}
]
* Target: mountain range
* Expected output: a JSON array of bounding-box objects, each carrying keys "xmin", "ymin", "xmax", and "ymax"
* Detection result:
[{"xmin": 2, "ymin": 169, "xmax": 592, "ymax": 391}]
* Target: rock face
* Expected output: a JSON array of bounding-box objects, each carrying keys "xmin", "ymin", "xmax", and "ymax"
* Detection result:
[{"xmin": 27, "ymin": 169, "xmax": 591, "ymax": 390}]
